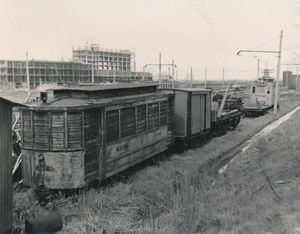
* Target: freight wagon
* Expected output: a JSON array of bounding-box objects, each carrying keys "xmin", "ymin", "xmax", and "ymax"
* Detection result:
[{"xmin": 18, "ymin": 83, "xmax": 242, "ymax": 190}]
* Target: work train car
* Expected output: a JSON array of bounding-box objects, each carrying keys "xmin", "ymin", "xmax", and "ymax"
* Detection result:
[
  {"xmin": 18, "ymin": 84, "xmax": 174, "ymax": 189},
  {"xmin": 166, "ymin": 88, "xmax": 212, "ymax": 151},
  {"xmin": 18, "ymin": 84, "xmax": 242, "ymax": 190},
  {"xmin": 162, "ymin": 88, "xmax": 242, "ymax": 152}
]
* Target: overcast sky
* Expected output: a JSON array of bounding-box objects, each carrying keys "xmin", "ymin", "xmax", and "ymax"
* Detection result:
[{"xmin": 1, "ymin": 0, "xmax": 299, "ymax": 81}]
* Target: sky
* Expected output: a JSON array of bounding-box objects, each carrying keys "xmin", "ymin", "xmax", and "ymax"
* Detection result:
[{"xmin": 1, "ymin": 0, "xmax": 300, "ymax": 81}]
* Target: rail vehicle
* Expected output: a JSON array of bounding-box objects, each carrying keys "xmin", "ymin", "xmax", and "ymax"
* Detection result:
[
  {"xmin": 17, "ymin": 83, "xmax": 242, "ymax": 190},
  {"xmin": 243, "ymin": 69, "xmax": 278, "ymax": 116}
]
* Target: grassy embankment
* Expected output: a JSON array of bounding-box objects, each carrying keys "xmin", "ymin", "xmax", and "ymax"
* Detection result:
[{"xmin": 13, "ymin": 92, "xmax": 300, "ymax": 233}]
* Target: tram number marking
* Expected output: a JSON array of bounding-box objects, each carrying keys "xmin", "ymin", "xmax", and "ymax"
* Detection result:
[
  {"xmin": 116, "ymin": 144, "xmax": 129, "ymax": 152},
  {"xmin": 36, "ymin": 165, "xmax": 55, "ymax": 172}
]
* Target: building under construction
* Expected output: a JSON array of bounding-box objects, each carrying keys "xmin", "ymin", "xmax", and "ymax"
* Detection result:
[
  {"xmin": 73, "ymin": 45, "xmax": 152, "ymax": 82},
  {"xmin": 0, "ymin": 45, "xmax": 152, "ymax": 91}
]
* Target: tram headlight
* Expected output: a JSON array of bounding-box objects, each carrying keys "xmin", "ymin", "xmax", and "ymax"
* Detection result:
[{"xmin": 262, "ymin": 101, "xmax": 265, "ymax": 105}]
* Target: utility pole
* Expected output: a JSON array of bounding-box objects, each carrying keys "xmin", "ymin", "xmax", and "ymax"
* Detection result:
[
  {"xmin": 274, "ymin": 30, "xmax": 283, "ymax": 115},
  {"xmin": 286, "ymin": 64, "xmax": 289, "ymax": 88},
  {"xmin": 91, "ymin": 45, "xmax": 94, "ymax": 83},
  {"xmin": 297, "ymin": 67, "xmax": 299, "ymax": 91},
  {"xmin": 190, "ymin": 67, "xmax": 193, "ymax": 88},
  {"xmin": 144, "ymin": 57, "xmax": 176, "ymax": 84},
  {"xmin": 257, "ymin": 59, "xmax": 260, "ymax": 79},
  {"xmin": 142, "ymin": 66, "xmax": 145, "ymax": 82},
  {"xmin": 237, "ymin": 30, "xmax": 283, "ymax": 114},
  {"xmin": 87, "ymin": 38, "xmax": 94, "ymax": 83},
  {"xmin": 223, "ymin": 68, "xmax": 225, "ymax": 86},
  {"xmin": 26, "ymin": 52, "xmax": 30, "ymax": 94},
  {"xmin": 172, "ymin": 60, "xmax": 175, "ymax": 88},
  {"xmin": 205, "ymin": 66, "xmax": 207, "ymax": 89},
  {"xmin": 159, "ymin": 53, "xmax": 161, "ymax": 84}
]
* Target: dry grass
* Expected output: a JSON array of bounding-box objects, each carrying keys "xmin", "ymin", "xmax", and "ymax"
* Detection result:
[{"xmin": 13, "ymin": 92, "xmax": 300, "ymax": 233}]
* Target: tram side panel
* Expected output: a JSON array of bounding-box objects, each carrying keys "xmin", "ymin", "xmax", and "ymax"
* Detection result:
[
  {"xmin": 21, "ymin": 110, "xmax": 87, "ymax": 189},
  {"xmin": 104, "ymin": 98, "xmax": 170, "ymax": 178}
]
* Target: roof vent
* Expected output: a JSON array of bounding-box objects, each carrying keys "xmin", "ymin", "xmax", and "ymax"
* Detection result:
[{"xmin": 40, "ymin": 92, "xmax": 48, "ymax": 103}]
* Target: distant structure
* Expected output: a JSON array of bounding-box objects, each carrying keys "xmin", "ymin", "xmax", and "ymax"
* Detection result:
[
  {"xmin": 0, "ymin": 60, "xmax": 93, "ymax": 91},
  {"xmin": 72, "ymin": 45, "xmax": 152, "ymax": 83},
  {"xmin": 282, "ymin": 71, "xmax": 299, "ymax": 90},
  {"xmin": 0, "ymin": 45, "xmax": 152, "ymax": 91}
]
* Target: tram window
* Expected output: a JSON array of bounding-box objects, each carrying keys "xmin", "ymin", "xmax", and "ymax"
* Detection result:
[
  {"xmin": 106, "ymin": 110, "xmax": 120, "ymax": 143},
  {"xmin": 148, "ymin": 103, "xmax": 159, "ymax": 130},
  {"xmin": 120, "ymin": 107, "xmax": 135, "ymax": 138},
  {"xmin": 252, "ymin": 87, "xmax": 255, "ymax": 93},
  {"xmin": 257, "ymin": 87, "xmax": 265, "ymax": 93}
]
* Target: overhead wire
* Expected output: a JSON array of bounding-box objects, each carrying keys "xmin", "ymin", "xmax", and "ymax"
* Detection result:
[{"xmin": 96, "ymin": 0, "xmax": 236, "ymax": 56}]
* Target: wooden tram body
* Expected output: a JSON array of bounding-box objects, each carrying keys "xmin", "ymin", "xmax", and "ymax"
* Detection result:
[{"xmin": 19, "ymin": 84, "xmax": 174, "ymax": 189}]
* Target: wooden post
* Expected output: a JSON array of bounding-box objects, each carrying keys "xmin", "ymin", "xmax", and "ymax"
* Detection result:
[
  {"xmin": 0, "ymin": 99, "xmax": 13, "ymax": 234},
  {"xmin": 0, "ymin": 98, "xmax": 24, "ymax": 234}
]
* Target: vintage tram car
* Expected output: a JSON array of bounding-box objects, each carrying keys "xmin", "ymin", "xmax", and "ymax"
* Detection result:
[
  {"xmin": 18, "ymin": 83, "xmax": 242, "ymax": 189},
  {"xmin": 243, "ymin": 69, "xmax": 277, "ymax": 116}
]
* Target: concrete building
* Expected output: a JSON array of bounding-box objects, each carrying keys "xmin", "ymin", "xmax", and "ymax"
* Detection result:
[
  {"xmin": 0, "ymin": 60, "xmax": 93, "ymax": 91},
  {"xmin": 0, "ymin": 46, "xmax": 152, "ymax": 91},
  {"xmin": 72, "ymin": 45, "xmax": 152, "ymax": 83},
  {"xmin": 283, "ymin": 71, "xmax": 299, "ymax": 90}
]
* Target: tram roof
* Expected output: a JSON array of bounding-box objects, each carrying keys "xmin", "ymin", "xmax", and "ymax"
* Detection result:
[
  {"xmin": 50, "ymin": 82, "xmax": 159, "ymax": 92},
  {"xmin": 160, "ymin": 87, "xmax": 212, "ymax": 93}
]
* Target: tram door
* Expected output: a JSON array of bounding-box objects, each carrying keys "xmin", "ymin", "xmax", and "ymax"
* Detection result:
[{"xmin": 84, "ymin": 109, "xmax": 103, "ymax": 182}]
